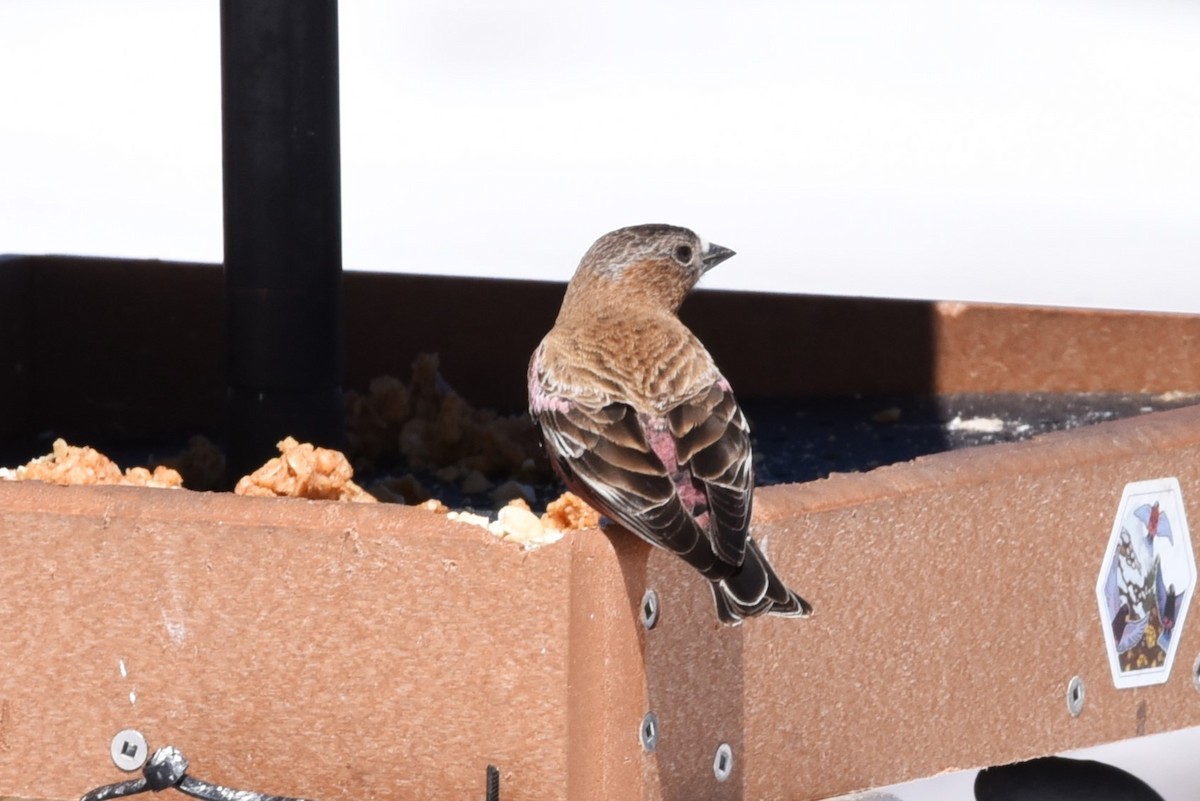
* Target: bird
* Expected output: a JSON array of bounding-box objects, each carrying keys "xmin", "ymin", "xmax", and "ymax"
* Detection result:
[
  {"xmin": 527, "ymin": 223, "xmax": 811, "ymax": 624},
  {"xmin": 1134, "ymin": 500, "xmax": 1174, "ymax": 554}
]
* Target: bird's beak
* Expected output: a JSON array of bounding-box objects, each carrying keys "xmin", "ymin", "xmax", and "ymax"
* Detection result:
[{"xmin": 701, "ymin": 242, "xmax": 736, "ymax": 273}]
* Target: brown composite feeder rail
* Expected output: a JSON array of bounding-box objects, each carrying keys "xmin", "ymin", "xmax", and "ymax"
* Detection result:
[
  {"xmin": 2, "ymin": 256, "xmax": 1200, "ymax": 800},
  {"xmin": 1, "ymin": 406, "xmax": 1200, "ymax": 801}
]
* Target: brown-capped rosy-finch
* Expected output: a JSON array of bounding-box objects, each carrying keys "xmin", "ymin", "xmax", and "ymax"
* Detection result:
[{"xmin": 528, "ymin": 224, "xmax": 811, "ymax": 624}]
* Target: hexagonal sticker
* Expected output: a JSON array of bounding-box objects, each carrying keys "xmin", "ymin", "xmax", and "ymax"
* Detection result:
[{"xmin": 1096, "ymin": 477, "xmax": 1196, "ymax": 688}]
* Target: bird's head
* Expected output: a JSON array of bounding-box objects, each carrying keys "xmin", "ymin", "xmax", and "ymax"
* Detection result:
[{"xmin": 562, "ymin": 224, "xmax": 736, "ymax": 314}]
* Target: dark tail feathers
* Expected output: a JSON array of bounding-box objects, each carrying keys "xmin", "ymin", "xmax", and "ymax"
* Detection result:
[{"xmin": 711, "ymin": 538, "xmax": 811, "ymax": 625}]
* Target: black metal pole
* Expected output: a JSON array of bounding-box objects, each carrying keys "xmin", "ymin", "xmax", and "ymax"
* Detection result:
[{"xmin": 220, "ymin": 0, "xmax": 344, "ymax": 480}]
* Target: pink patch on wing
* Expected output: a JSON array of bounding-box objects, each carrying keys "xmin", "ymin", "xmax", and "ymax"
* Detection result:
[
  {"xmin": 528, "ymin": 347, "xmax": 571, "ymax": 414},
  {"xmin": 531, "ymin": 385, "xmax": 571, "ymax": 414},
  {"xmin": 643, "ymin": 415, "xmax": 709, "ymax": 519},
  {"xmin": 643, "ymin": 420, "xmax": 679, "ymax": 472}
]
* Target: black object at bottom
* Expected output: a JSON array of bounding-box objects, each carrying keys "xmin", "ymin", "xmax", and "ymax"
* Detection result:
[{"xmin": 975, "ymin": 756, "xmax": 1165, "ymax": 801}]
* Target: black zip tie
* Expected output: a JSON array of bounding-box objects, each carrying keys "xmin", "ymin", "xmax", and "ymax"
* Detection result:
[{"xmin": 484, "ymin": 764, "xmax": 499, "ymax": 801}]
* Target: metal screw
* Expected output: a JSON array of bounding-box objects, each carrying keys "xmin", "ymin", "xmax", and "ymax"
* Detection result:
[
  {"xmin": 1193, "ymin": 654, "xmax": 1200, "ymax": 692},
  {"xmin": 1066, "ymin": 675, "xmax": 1085, "ymax": 717},
  {"xmin": 639, "ymin": 711, "xmax": 659, "ymax": 752},
  {"xmin": 110, "ymin": 729, "xmax": 149, "ymax": 772},
  {"xmin": 713, "ymin": 742, "xmax": 734, "ymax": 782},
  {"xmin": 640, "ymin": 589, "xmax": 659, "ymax": 630}
]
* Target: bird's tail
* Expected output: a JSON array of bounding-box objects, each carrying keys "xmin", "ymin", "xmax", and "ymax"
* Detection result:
[{"xmin": 711, "ymin": 538, "xmax": 811, "ymax": 625}]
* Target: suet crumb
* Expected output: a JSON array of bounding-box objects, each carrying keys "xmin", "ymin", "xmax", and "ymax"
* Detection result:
[
  {"xmin": 234, "ymin": 437, "xmax": 376, "ymax": 503},
  {"xmin": 2, "ymin": 438, "xmax": 183, "ymax": 489}
]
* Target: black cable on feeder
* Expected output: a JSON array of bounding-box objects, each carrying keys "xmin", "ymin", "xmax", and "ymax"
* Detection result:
[{"xmin": 79, "ymin": 745, "xmax": 501, "ymax": 801}]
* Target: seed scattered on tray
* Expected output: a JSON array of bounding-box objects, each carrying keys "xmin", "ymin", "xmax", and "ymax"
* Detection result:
[
  {"xmin": 541, "ymin": 491, "xmax": 601, "ymax": 532},
  {"xmin": 159, "ymin": 435, "xmax": 227, "ymax": 492},
  {"xmin": 494, "ymin": 502, "xmax": 556, "ymax": 546},
  {"xmin": 234, "ymin": 437, "xmax": 376, "ymax": 503},
  {"xmin": 946, "ymin": 414, "xmax": 1005, "ymax": 434},
  {"xmin": 344, "ymin": 353, "xmax": 548, "ymax": 483},
  {"xmin": 367, "ymin": 473, "xmax": 432, "ymax": 504},
  {"xmin": 0, "ymin": 438, "xmax": 183, "ymax": 489},
  {"xmin": 417, "ymin": 498, "xmax": 449, "ymax": 514},
  {"xmin": 439, "ymin": 492, "xmax": 601, "ymax": 549}
]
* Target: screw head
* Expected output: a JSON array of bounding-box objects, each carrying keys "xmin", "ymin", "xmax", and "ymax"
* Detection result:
[
  {"xmin": 713, "ymin": 742, "xmax": 734, "ymax": 782},
  {"xmin": 639, "ymin": 711, "xmax": 659, "ymax": 752},
  {"xmin": 1193, "ymin": 653, "xmax": 1200, "ymax": 692},
  {"xmin": 110, "ymin": 729, "xmax": 149, "ymax": 772},
  {"xmin": 1066, "ymin": 675, "xmax": 1086, "ymax": 717},
  {"xmin": 640, "ymin": 589, "xmax": 659, "ymax": 630}
]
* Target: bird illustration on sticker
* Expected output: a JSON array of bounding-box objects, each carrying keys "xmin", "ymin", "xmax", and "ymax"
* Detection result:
[
  {"xmin": 1102, "ymin": 499, "xmax": 1191, "ymax": 669},
  {"xmin": 528, "ymin": 224, "xmax": 811, "ymax": 624}
]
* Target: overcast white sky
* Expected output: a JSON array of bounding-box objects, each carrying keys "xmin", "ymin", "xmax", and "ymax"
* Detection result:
[{"xmin": 3, "ymin": 0, "xmax": 1200, "ymax": 314}]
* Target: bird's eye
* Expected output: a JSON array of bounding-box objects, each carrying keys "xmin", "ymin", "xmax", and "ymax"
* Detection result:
[{"xmin": 673, "ymin": 245, "xmax": 693, "ymax": 264}]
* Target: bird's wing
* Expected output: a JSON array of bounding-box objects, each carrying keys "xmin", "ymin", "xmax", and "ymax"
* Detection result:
[
  {"xmin": 1158, "ymin": 514, "xmax": 1174, "ymax": 545},
  {"xmin": 532, "ymin": 373, "xmax": 751, "ymax": 578},
  {"xmin": 664, "ymin": 380, "xmax": 752, "ymax": 566},
  {"xmin": 1116, "ymin": 611, "xmax": 1150, "ymax": 653}
]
